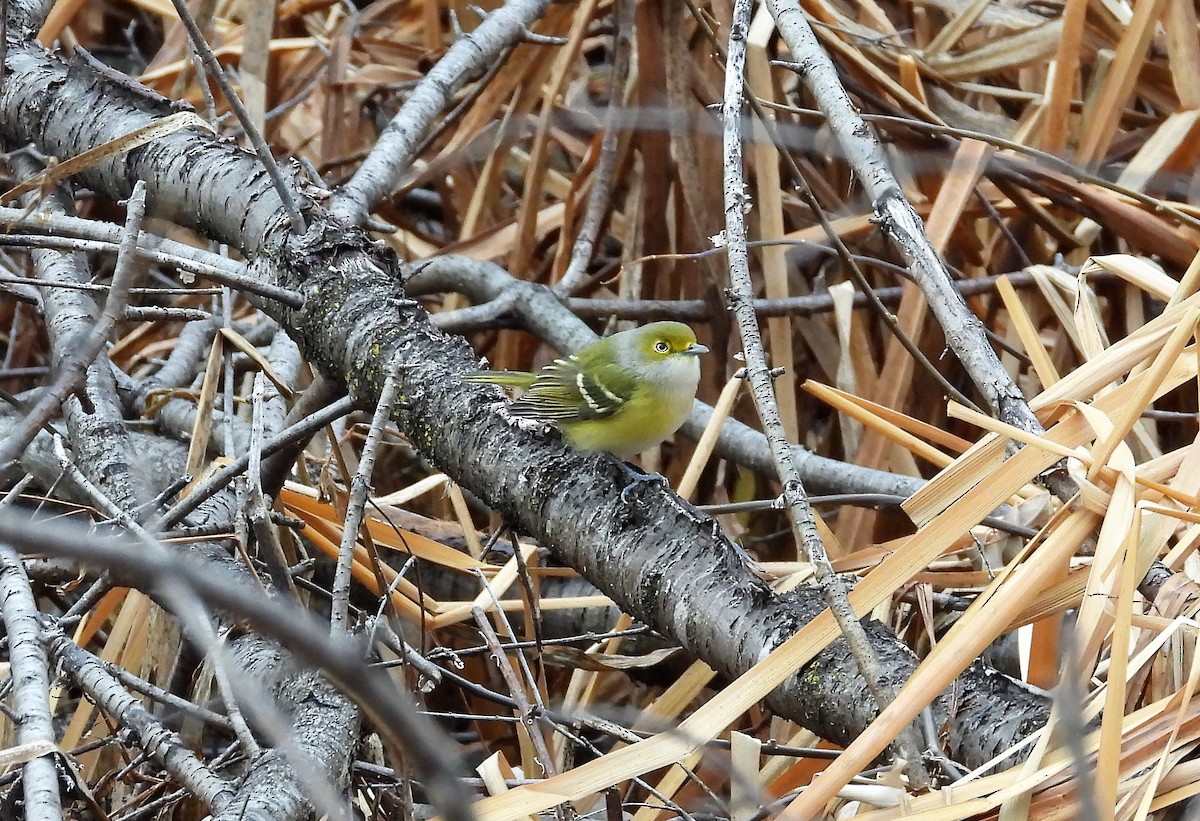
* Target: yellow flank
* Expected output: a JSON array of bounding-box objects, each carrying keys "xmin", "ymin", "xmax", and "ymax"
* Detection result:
[{"xmin": 560, "ymin": 380, "xmax": 697, "ymax": 459}]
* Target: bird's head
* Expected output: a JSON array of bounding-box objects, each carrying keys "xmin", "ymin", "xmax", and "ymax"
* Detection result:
[{"xmin": 623, "ymin": 321, "xmax": 708, "ymax": 387}]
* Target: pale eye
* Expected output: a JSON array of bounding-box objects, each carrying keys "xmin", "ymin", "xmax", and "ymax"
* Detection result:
[{"xmin": 654, "ymin": 341, "xmax": 670, "ymax": 354}]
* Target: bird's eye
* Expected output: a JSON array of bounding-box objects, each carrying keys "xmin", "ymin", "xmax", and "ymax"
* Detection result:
[{"xmin": 654, "ymin": 341, "xmax": 670, "ymax": 354}]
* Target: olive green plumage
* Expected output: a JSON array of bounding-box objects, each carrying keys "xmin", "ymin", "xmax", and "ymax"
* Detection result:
[{"xmin": 466, "ymin": 322, "xmax": 707, "ymax": 459}]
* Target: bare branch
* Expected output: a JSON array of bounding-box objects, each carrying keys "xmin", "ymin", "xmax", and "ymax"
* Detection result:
[{"xmin": 0, "ymin": 547, "xmax": 62, "ymax": 821}]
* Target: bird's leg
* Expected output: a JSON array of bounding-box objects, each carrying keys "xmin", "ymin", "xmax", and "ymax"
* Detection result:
[{"xmin": 614, "ymin": 459, "xmax": 668, "ymax": 503}]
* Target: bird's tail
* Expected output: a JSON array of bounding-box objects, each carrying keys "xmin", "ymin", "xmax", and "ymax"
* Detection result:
[{"xmin": 464, "ymin": 370, "xmax": 536, "ymax": 389}]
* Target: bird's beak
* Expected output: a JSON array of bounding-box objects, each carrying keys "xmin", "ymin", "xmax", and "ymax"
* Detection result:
[{"xmin": 682, "ymin": 343, "xmax": 709, "ymax": 355}]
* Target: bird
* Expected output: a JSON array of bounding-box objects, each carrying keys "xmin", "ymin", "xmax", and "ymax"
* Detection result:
[{"xmin": 466, "ymin": 321, "xmax": 708, "ymax": 459}]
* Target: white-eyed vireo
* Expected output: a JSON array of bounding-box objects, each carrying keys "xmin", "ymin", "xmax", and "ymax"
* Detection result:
[{"xmin": 467, "ymin": 321, "xmax": 708, "ymax": 458}]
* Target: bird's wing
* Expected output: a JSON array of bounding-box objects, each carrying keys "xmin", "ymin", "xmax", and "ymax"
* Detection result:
[{"xmin": 508, "ymin": 355, "xmax": 634, "ymax": 422}]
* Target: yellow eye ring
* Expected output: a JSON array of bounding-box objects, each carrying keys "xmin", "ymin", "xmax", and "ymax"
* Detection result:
[{"xmin": 654, "ymin": 341, "xmax": 670, "ymax": 353}]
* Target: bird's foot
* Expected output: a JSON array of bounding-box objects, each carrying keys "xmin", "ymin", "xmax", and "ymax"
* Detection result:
[{"xmin": 616, "ymin": 461, "xmax": 668, "ymax": 503}]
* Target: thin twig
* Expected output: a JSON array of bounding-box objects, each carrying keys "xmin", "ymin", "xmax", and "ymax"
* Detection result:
[
  {"xmin": 332, "ymin": 0, "xmax": 553, "ymax": 221},
  {"xmin": 564, "ymin": 267, "xmax": 1044, "ymax": 321},
  {"xmin": 0, "ymin": 209, "xmax": 303, "ymax": 307},
  {"xmin": 555, "ymin": 0, "xmax": 634, "ymax": 296},
  {"xmin": 0, "ymin": 181, "xmax": 149, "ymax": 471},
  {"xmin": 471, "ymin": 605, "xmax": 559, "ymax": 778},
  {"xmin": 45, "ymin": 627, "xmax": 235, "ymax": 810},
  {"xmin": 720, "ymin": 0, "xmax": 928, "ymax": 783},
  {"xmin": 151, "ymin": 395, "xmax": 355, "ymax": 532},
  {"xmin": 168, "ymin": 0, "xmax": 306, "ymax": 234},
  {"xmin": 765, "ymin": 1, "xmax": 1046, "ymax": 445},
  {"xmin": 245, "ymin": 373, "xmax": 297, "ymax": 598},
  {"xmin": 48, "ymin": 435, "xmax": 265, "ymax": 758},
  {"xmin": 331, "ymin": 360, "xmax": 404, "ymax": 634},
  {"xmin": 682, "ymin": 0, "xmax": 978, "ymax": 413},
  {"xmin": 0, "ymin": 547, "xmax": 63, "ymax": 821}
]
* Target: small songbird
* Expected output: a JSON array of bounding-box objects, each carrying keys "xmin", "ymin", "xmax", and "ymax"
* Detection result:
[{"xmin": 467, "ymin": 321, "xmax": 708, "ymax": 459}]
